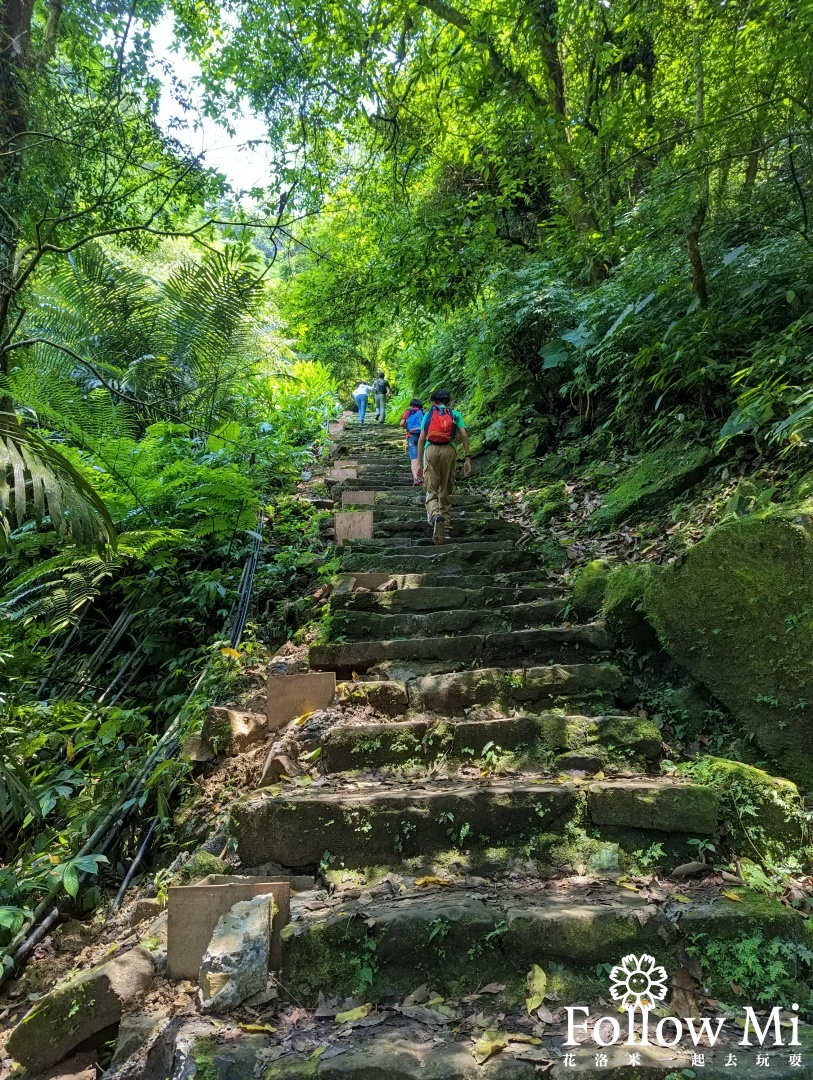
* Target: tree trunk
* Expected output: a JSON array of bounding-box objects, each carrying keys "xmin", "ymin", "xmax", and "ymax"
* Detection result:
[{"xmin": 0, "ymin": 0, "xmax": 35, "ymax": 365}]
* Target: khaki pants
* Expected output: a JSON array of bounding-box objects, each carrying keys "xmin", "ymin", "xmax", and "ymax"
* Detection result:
[{"xmin": 424, "ymin": 443, "xmax": 457, "ymax": 527}]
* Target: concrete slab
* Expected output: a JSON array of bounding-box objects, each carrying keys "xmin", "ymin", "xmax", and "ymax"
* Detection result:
[
  {"xmin": 327, "ymin": 467, "xmax": 358, "ymax": 481},
  {"xmin": 166, "ymin": 878, "xmax": 290, "ymax": 979},
  {"xmin": 334, "ymin": 510, "xmax": 374, "ymax": 543},
  {"xmin": 342, "ymin": 490, "xmax": 375, "ymax": 507},
  {"xmin": 266, "ymin": 671, "xmax": 336, "ymax": 729}
]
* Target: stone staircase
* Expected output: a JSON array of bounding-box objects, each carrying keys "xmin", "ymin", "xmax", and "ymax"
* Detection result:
[{"xmin": 228, "ymin": 421, "xmax": 812, "ymax": 1077}]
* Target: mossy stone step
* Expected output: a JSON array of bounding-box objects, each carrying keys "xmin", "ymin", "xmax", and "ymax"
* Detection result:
[
  {"xmin": 372, "ymin": 506, "xmax": 500, "ymax": 521},
  {"xmin": 339, "ymin": 539, "xmax": 515, "ymax": 554},
  {"xmin": 254, "ymin": 1026, "xmax": 813, "ymax": 1080},
  {"xmin": 319, "ymin": 711, "xmax": 663, "ymax": 771},
  {"xmin": 328, "ymin": 601, "xmax": 572, "ymax": 640},
  {"xmin": 374, "ymin": 518, "xmax": 518, "ymax": 538},
  {"xmin": 370, "ymin": 492, "xmax": 488, "ymax": 507},
  {"xmin": 339, "ymin": 549, "xmax": 539, "ymax": 574},
  {"xmin": 334, "ymin": 572, "xmax": 559, "ymax": 592},
  {"xmin": 230, "ymin": 778, "xmax": 718, "ymax": 868},
  {"xmin": 309, "ymin": 625, "xmax": 612, "ymax": 674},
  {"xmin": 332, "ymin": 584, "xmax": 564, "ymax": 611},
  {"xmin": 405, "ymin": 663, "xmax": 622, "ymax": 712}
]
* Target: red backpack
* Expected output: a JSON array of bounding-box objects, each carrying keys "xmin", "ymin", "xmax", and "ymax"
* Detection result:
[{"xmin": 426, "ymin": 406, "xmax": 456, "ymax": 444}]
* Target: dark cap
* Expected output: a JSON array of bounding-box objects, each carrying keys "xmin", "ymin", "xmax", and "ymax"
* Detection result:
[{"xmin": 430, "ymin": 388, "xmax": 451, "ymax": 404}]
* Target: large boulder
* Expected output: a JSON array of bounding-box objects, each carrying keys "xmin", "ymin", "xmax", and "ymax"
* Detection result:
[
  {"xmin": 6, "ymin": 946, "xmax": 155, "ymax": 1074},
  {"xmin": 645, "ymin": 506, "xmax": 813, "ymax": 786},
  {"xmin": 591, "ymin": 443, "xmax": 714, "ymax": 526}
]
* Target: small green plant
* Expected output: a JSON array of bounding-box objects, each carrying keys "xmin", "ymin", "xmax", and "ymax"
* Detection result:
[
  {"xmin": 686, "ymin": 931, "xmax": 813, "ymax": 1009},
  {"xmin": 479, "ymin": 741, "xmax": 503, "ymax": 772},
  {"xmin": 428, "ymin": 916, "xmax": 452, "ymax": 958},
  {"xmin": 393, "ymin": 820, "xmax": 416, "ymax": 853},
  {"xmin": 629, "ymin": 841, "xmax": 666, "ymax": 873},
  {"xmin": 687, "ymin": 837, "xmax": 716, "ymax": 860}
]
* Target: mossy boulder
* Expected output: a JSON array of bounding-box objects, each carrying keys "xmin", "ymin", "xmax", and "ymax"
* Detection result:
[
  {"xmin": 601, "ymin": 562, "xmax": 661, "ymax": 648},
  {"xmin": 645, "ymin": 505, "xmax": 813, "ymax": 786},
  {"xmin": 676, "ymin": 756, "xmax": 806, "ymax": 867},
  {"xmin": 570, "ymin": 559, "xmax": 613, "ymax": 620},
  {"xmin": 591, "ymin": 442, "xmax": 714, "ymax": 526}
]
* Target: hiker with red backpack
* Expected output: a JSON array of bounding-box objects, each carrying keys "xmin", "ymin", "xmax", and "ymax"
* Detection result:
[
  {"xmin": 415, "ymin": 389, "xmax": 471, "ymax": 544},
  {"xmin": 400, "ymin": 398, "xmax": 425, "ymax": 485}
]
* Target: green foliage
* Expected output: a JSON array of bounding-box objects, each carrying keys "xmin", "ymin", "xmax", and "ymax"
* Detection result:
[{"xmin": 686, "ymin": 932, "xmax": 813, "ymax": 1009}]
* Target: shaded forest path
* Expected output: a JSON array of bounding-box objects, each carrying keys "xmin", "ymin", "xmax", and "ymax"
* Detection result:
[{"xmin": 226, "ymin": 421, "xmax": 809, "ymax": 1077}]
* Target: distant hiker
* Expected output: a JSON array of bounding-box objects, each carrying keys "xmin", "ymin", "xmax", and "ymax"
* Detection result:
[
  {"xmin": 353, "ymin": 381, "xmax": 374, "ymax": 424},
  {"xmin": 400, "ymin": 398, "xmax": 424, "ymax": 485},
  {"xmin": 416, "ymin": 388, "xmax": 471, "ymax": 544},
  {"xmin": 372, "ymin": 371, "xmax": 391, "ymax": 424}
]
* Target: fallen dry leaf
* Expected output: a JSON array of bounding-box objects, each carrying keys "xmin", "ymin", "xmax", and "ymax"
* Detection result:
[
  {"xmin": 721, "ymin": 890, "xmax": 743, "ymax": 902},
  {"xmin": 335, "ymin": 1003, "xmax": 372, "ymax": 1024},
  {"xmin": 472, "ymin": 1030, "xmax": 507, "ymax": 1065},
  {"xmin": 525, "ymin": 964, "xmax": 547, "ymax": 1015},
  {"xmin": 671, "ymin": 861, "xmax": 706, "ymax": 878}
]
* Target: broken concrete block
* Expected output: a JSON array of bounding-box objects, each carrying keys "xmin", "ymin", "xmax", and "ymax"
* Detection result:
[
  {"xmin": 166, "ymin": 878, "xmax": 289, "ymax": 979},
  {"xmin": 259, "ymin": 752, "xmax": 301, "ymax": 786},
  {"xmin": 334, "ymin": 510, "xmax": 374, "ymax": 543},
  {"xmin": 342, "ymin": 490, "xmax": 375, "ymax": 507},
  {"xmin": 129, "ymin": 898, "xmax": 161, "ymax": 928},
  {"xmin": 181, "ymin": 734, "xmax": 215, "ymax": 763},
  {"xmin": 6, "ymin": 946, "xmax": 155, "ymax": 1074},
  {"xmin": 199, "ymin": 894, "xmax": 271, "ymax": 1012},
  {"xmin": 199, "ymin": 707, "xmax": 267, "ymax": 757},
  {"xmin": 110, "ymin": 1008, "xmax": 170, "ymax": 1068},
  {"xmin": 266, "ymin": 671, "xmax": 336, "ymax": 730},
  {"xmin": 327, "ymin": 467, "xmax": 357, "ymax": 481}
]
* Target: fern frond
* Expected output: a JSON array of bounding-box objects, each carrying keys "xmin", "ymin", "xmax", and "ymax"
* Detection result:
[{"xmin": 0, "ymin": 415, "xmax": 116, "ymax": 552}]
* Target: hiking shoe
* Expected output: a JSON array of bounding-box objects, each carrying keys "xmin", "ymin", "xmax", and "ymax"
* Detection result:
[
  {"xmin": 431, "ymin": 515, "xmax": 445, "ymax": 544},
  {"xmin": 412, "ymin": 478, "xmax": 422, "ymax": 486}
]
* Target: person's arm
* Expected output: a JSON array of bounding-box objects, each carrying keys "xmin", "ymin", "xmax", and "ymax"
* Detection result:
[
  {"xmin": 416, "ymin": 428, "xmax": 427, "ymax": 481},
  {"xmin": 458, "ymin": 426, "xmax": 472, "ymax": 477}
]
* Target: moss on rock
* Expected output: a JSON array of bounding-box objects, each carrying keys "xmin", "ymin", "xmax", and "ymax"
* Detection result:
[
  {"xmin": 591, "ymin": 442, "xmax": 714, "ymax": 526},
  {"xmin": 677, "ymin": 756, "xmax": 806, "ymax": 867},
  {"xmin": 571, "ymin": 559, "xmax": 614, "ymax": 620},
  {"xmin": 601, "ymin": 563, "xmax": 661, "ymax": 648},
  {"xmin": 171, "ymin": 850, "xmax": 230, "ymax": 886},
  {"xmin": 644, "ymin": 504, "xmax": 813, "ymax": 787}
]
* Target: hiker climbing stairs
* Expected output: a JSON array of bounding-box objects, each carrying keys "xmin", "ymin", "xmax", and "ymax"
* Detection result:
[{"xmin": 222, "ymin": 416, "xmax": 811, "ymax": 1077}]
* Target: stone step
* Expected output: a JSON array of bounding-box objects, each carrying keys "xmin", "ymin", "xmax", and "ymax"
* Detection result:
[
  {"xmin": 230, "ymin": 777, "xmax": 719, "ymax": 869},
  {"xmin": 328, "ymin": 601, "xmax": 571, "ymax": 640},
  {"xmin": 338, "ymin": 549, "xmax": 539, "ymax": 575},
  {"xmin": 310, "ymin": 626, "xmax": 612, "ymax": 674},
  {"xmin": 339, "ymin": 539, "xmax": 515, "ymax": 553},
  {"xmin": 373, "ymin": 518, "xmax": 519, "ymax": 538},
  {"xmin": 404, "ymin": 662, "xmax": 622, "ymax": 711},
  {"xmin": 334, "ymin": 584, "xmax": 564, "ymax": 612},
  {"xmin": 369, "ymin": 492, "xmax": 488, "ymax": 507},
  {"xmin": 319, "ymin": 710, "xmax": 662, "ymax": 771},
  {"xmin": 335, "ymin": 572, "xmax": 559, "ymax": 592},
  {"xmin": 371, "ymin": 506, "xmax": 501, "ymax": 521},
  {"xmin": 210, "ymin": 1018, "xmax": 813, "ymax": 1080},
  {"xmin": 280, "ymin": 880, "xmax": 797, "ymax": 1006},
  {"xmin": 337, "ymin": 479, "xmax": 419, "ymax": 489}
]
